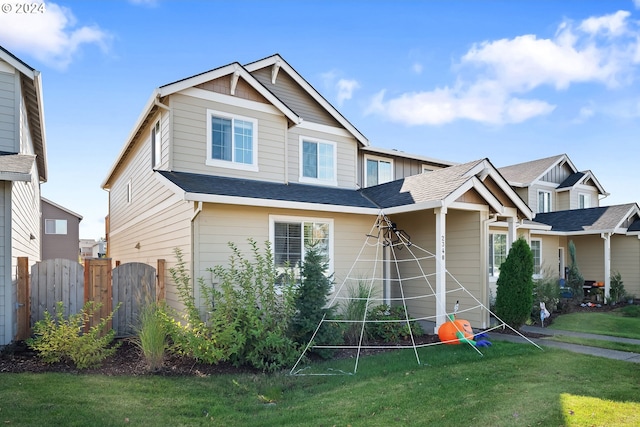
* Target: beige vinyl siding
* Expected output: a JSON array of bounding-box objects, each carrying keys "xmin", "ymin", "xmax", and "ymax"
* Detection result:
[
  {"xmin": 251, "ymin": 68, "xmax": 341, "ymax": 127},
  {"xmin": 0, "ymin": 182, "xmax": 10, "ymax": 344},
  {"xmin": 528, "ymin": 183, "xmax": 557, "ymax": 212},
  {"xmin": 557, "ymin": 190, "xmax": 570, "ymax": 211},
  {"xmin": 537, "ymin": 234, "xmax": 561, "ymax": 277},
  {"xmin": 570, "ymin": 188, "xmax": 599, "ymax": 209},
  {"xmin": 192, "ymin": 204, "xmax": 379, "ymax": 310},
  {"xmin": 108, "ymin": 116, "xmax": 193, "ymax": 310},
  {"xmin": 357, "ymin": 153, "xmax": 449, "ymax": 188},
  {"xmin": 612, "ymin": 235, "xmax": 640, "ymax": 298},
  {"xmin": 571, "ymin": 235, "xmax": 604, "ymax": 282},
  {"xmin": 287, "ymin": 126, "xmax": 358, "ymax": 188},
  {"xmin": 170, "ymin": 93, "xmax": 287, "ymax": 182},
  {"xmin": 0, "ymin": 70, "xmax": 17, "ymax": 153},
  {"xmin": 388, "ymin": 209, "xmax": 485, "ymax": 328}
]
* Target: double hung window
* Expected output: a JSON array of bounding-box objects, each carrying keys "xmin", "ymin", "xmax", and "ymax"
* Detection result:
[
  {"xmin": 538, "ymin": 190, "xmax": 552, "ymax": 213},
  {"xmin": 300, "ymin": 138, "xmax": 336, "ymax": 185},
  {"xmin": 206, "ymin": 109, "xmax": 257, "ymax": 170},
  {"xmin": 489, "ymin": 233, "xmax": 507, "ymax": 277},
  {"xmin": 531, "ymin": 239, "xmax": 542, "ymax": 277},
  {"xmin": 365, "ymin": 156, "xmax": 393, "ymax": 187}
]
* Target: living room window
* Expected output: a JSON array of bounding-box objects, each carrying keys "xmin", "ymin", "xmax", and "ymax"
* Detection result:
[
  {"xmin": 45, "ymin": 219, "xmax": 67, "ymax": 235},
  {"xmin": 365, "ymin": 156, "xmax": 393, "ymax": 187},
  {"xmin": 270, "ymin": 215, "xmax": 333, "ymax": 280},
  {"xmin": 300, "ymin": 137, "xmax": 336, "ymax": 185},
  {"xmin": 206, "ymin": 109, "xmax": 258, "ymax": 170},
  {"xmin": 489, "ymin": 233, "xmax": 507, "ymax": 277},
  {"xmin": 538, "ymin": 190, "xmax": 552, "ymax": 213}
]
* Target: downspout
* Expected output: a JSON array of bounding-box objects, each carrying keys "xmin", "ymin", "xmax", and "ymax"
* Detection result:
[
  {"xmin": 482, "ymin": 213, "xmax": 499, "ymax": 329},
  {"xmin": 191, "ymin": 201, "xmax": 203, "ymax": 309}
]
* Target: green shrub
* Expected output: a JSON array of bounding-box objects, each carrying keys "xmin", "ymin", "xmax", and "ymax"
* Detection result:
[
  {"xmin": 27, "ymin": 301, "xmax": 121, "ymax": 369},
  {"xmin": 619, "ymin": 305, "xmax": 640, "ymax": 318},
  {"xmin": 533, "ymin": 267, "xmax": 561, "ymax": 316},
  {"xmin": 494, "ymin": 238, "xmax": 534, "ymax": 329},
  {"xmin": 290, "ymin": 244, "xmax": 343, "ymax": 358},
  {"xmin": 566, "ymin": 240, "xmax": 584, "ymax": 302},
  {"xmin": 609, "ymin": 271, "xmax": 626, "ymax": 304},
  {"xmin": 366, "ymin": 304, "xmax": 423, "ymax": 342}
]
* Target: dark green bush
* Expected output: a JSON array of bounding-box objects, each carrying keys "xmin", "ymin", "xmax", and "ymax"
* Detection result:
[
  {"xmin": 290, "ymin": 244, "xmax": 343, "ymax": 359},
  {"xmin": 494, "ymin": 238, "xmax": 534, "ymax": 329},
  {"xmin": 366, "ymin": 304, "xmax": 423, "ymax": 342},
  {"xmin": 566, "ymin": 240, "xmax": 584, "ymax": 302}
]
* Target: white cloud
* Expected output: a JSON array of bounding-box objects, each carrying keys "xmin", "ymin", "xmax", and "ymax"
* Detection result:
[
  {"xmin": 0, "ymin": 1, "xmax": 111, "ymax": 70},
  {"xmin": 412, "ymin": 62, "xmax": 423, "ymax": 74},
  {"xmin": 336, "ymin": 79, "xmax": 360, "ymax": 106},
  {"xmin": 368, "ymin": 9, "xmax": 640, "ymax": 126}
]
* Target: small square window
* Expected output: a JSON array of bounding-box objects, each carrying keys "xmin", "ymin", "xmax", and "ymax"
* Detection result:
[
  {"xmin": 365, "ymin": 156, "xmax": 393, "ymax": 187},
  {"xmin": 45, "ymin": 219, "xmax": 67, "ymax": 235},
  {"xmin": 206, "ymin": 109, "xmax": 258, "ymax": 171},
  {"xmin": 299, "ymin": 138, "xmax": 336, "ymax": 185}
]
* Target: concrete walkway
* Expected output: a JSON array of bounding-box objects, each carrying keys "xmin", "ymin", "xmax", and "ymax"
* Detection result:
[{"xmin": 489, "ymin": 325, "xmax": 640, "ymax": 363}]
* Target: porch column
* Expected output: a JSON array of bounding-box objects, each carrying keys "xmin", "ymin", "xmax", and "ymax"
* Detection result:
[
  {"xmin": 435, "ymin": 207, "xmax": 447, "ymax": 333},
  {"xmin": 601, "ymin": 233, "xmax": 611, "ymax": 299},
  {"xmin": 507, "ymin": 217, "xmax": 517, "ymax": 252}
]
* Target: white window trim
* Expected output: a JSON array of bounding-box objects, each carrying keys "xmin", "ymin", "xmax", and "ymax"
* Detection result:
[
  {"xmin": 531, "ymin": 238, "xmax": 542, "ymax": 279},
  {"xmin": 538, "ymin": 189, "xmax": 552, "ymax": 213},
  {"xmin": 578, "ymin": 192, "xmax": 591, "ymax": 209},
  {"xmin": 364, "ymin": 154, "xmax": 394, "ymax": 187},
  {"xmin": 298, "ymin": 136, "xmax": 338, "ymax": 186},
  {"xmin": 269, "ymin": 214, "xmax": 335, "ymax": 276},
  {"xmin": 152, "ymin": 119, "xmax": 161, "ymax": 169},
  {"xmin": 45, "ymin": 219, "xmax": 68, "ymax": 235},
  {"xmin": 489, "ymin": 232, "xmax": 507, "ymax": 280},
  {"xmin": 205, "ymin": 108, "xmax": 259, "ymax": 172}
]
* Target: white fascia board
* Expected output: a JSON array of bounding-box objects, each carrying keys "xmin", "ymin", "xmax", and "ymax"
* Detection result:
[
  {"xmin": 244, "ymin": 55, "xmax": 369, "ymax": 146},
  {"xmin": 296, "ymin": 121, "xmax": 353, "ymax": 138},
  {"xmin": 159, "ymin": 64, "xmax": 300, "ymax": 125},
  {"xmin": 183, "ymin": 191, "xmax": 379, "ymax": 215},
  {"xmin": 383, "ymin": 200, "xmax": 444, "ymax": 215},
  {"xmin": 0, "ymin": 49, "xmax": 35, "ymax": 78},
  {"xmin": 102, "ymin": 90, "xmax": 159, "ymax": 189}
]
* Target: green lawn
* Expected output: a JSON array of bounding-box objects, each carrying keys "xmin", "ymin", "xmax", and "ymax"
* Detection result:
[
  {"xmin": 1, "ymin": 341, "xmax": 639, "ymax": 426},
  {"xmin": 548, "ymin": 309, "xmax": 640, "ymax": 340}
]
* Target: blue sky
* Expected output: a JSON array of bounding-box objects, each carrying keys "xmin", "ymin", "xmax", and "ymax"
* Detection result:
[{"xmin": 1, "ymin": 0, "xmax": 640, "ymax": 239}]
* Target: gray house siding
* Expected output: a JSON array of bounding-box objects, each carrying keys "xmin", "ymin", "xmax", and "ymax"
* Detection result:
[{"xmin": 41, "ymin": 199, "xmax": 81, "ymax": 261}]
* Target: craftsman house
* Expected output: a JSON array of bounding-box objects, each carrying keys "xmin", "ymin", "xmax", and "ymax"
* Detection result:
[
  {"xmin": 102, "ymin": 54, "xmax": 532, "ymax": 330},
  {"xmin": 0, "ymin": 46, "xmax": 47, "ymax": 346},
  {"xmin": 495, "ymin": 154, "xmax": 640, "ymax": 300}
]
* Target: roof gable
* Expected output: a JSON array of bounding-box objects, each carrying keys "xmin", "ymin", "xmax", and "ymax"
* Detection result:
[
  {"xmin": 244, "ymin": 54, "xmax": 368, "ymax": 146},
  {"xmin": 498, "ymin": 154, "xmax": 572, "ymax": 187},
  {"xmin": 534, "ymin": 203, "xmax": 640, "ymax": 234}
]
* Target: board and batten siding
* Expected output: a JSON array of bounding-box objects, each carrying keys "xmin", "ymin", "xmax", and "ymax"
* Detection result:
[
  {"xmin": 192, "ymin": 204, "xmax": 379, "ymax": 310},
  {"xmin": 0, "ymin": 67, "xmax": 18, "ymax": 153},
  {"xmin": 170, "ymin": 93, "xmax": 288, "ymax": 183},
  {"xmin": 251, "ymin": 67, "xmax": 341, "ymax": 128}
]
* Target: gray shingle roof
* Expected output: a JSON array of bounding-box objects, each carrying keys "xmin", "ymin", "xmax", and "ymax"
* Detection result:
[
  {"xmin": 0, "ymin": 154, "xmax": 35, "ymax": 181},
  {"xmin": 360, "ymin": 160, "xmax": 484, "ymax": 208},
  {"xmin": 533, "ymin": 204, "xmax": 638, "ymax": 232},
  {"xmin": 158, "ymin": 170, "xmax": 378, "ymax": 208},
  {"xmin": 558, "ymin": 172, "xmax": 585, "ymax": 189},
  {"xmin": 498, "ymin": 154, "xmax": 565, "ymax": 186}
]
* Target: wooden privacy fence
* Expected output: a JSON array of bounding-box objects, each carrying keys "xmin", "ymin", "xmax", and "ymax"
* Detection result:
[{"xmin": 23, "ymin": 258, "xmax": 165, "ymax": 338}]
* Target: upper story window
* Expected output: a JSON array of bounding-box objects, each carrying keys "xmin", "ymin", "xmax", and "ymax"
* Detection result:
[
  {"xmin": 206, "ymin": 109, "xmax": 258, "ymax": 171},
  {"xmin": 151, "ymin": 120, "xmax": 161, "ymax": 169},
  {"xmin": 300, "ymin": 137, "xmax": 336, "ymax": 185},
  {"xmin": 579, "ymin": 193, "xmax": 591, "ymax": 209},
  {"xmin": 365, "ymin": 156, "xmax": 393, "ymax": 187},
  {"xmin": 45, "ymin": 219, "xmax": 67, "ymax": 235},
  {"xmin": 538, "ymin": 190, "xmax": 552, "ymax": 213},
  {"xmin": 489, "ymin": 233, "xmax": 507, "ymax": 277}
]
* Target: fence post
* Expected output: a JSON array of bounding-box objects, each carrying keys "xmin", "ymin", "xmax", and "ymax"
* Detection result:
[
  {"xmin": 16, "ymin": 257, "xmax": 30, "ymax": 340},
  {"xmin": 157, "ymin": 259, "xmax": 165, "ymax": 302}
]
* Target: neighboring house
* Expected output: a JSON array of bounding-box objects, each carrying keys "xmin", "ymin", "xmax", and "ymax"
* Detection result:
[
  {"xmin": 0, "ymin": 46, "xmax": 47, "ymax": 346},
  {"xmin": 102, "ymin": 54, "xmax": 531, "ymax": 330},
  {"xmin": 495, "ymin": 154, "xmax": 640, "ymax": 300},
  {"xmin": 79, "ymin": 238, "xmax": 106, "ymax": 261},
  {"xmin": 41, "ymin": 197, "xmax": 82, "ymax": 261}
]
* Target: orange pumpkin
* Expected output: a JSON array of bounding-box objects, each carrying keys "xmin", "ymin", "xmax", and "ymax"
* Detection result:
[{"xmin": 438, "ymin": 317, "xmax": 474, "ymax": 344}]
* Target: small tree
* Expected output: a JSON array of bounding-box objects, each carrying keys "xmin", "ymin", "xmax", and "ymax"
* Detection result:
[
  {"xmin": 566, "ymin": 240, "xmax": 584, "ymax": 302},
  {"xmin": 290, "ymin": 244, "xmax": 343, "ymax": 358},
  {"xmin": 494, "ymin": 238, "xmax": 534, "ymax": 330}
]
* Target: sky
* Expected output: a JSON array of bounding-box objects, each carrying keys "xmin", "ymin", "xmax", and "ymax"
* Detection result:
[{"xmin": 1, "ymin": 0, "xmax": 640, "ymax": 240}]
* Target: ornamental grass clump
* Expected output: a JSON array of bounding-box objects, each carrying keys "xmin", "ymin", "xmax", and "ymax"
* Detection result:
[{"xmin": 133, "ymin": 301, "xmax": 168, "ymax": 371}]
